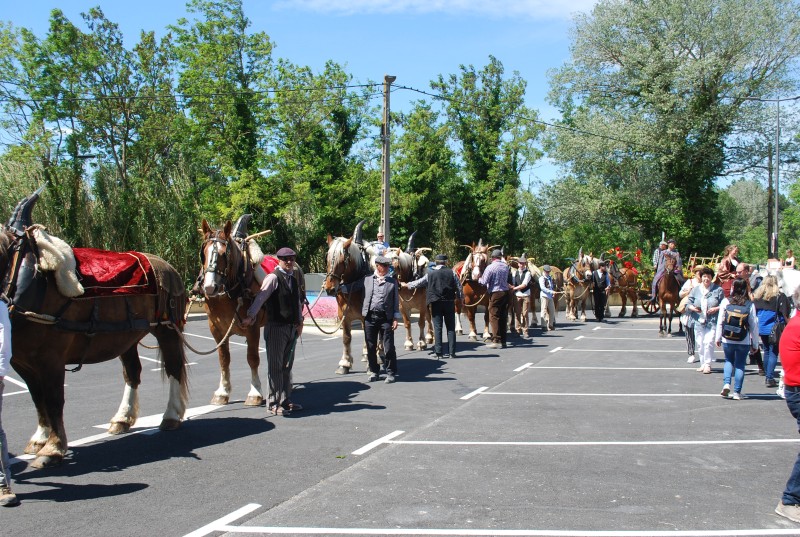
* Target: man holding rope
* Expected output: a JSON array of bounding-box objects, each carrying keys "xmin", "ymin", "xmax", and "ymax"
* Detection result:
[{"xmin": 242, "ymin": 247, "xmax": 304, "ymax": 416}]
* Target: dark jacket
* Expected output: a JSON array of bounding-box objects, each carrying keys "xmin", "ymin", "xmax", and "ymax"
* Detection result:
[{"xmin": 360, "ymin": 274, "xmax": 401, "ymax": 320}]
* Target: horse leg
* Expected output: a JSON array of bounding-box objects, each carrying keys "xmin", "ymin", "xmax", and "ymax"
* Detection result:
[
  {"xmin": 630, "ymin": 291, "xmax": 638, "ymax": 317},
  {"xmin": 466, "ymin": 307, "xmax": 478, "ymax": 341},
  {"xmin": 153, "ymin": 324, "xmax": 188, "ymax": 430},
  {"xmin": 18, "ymin": 369, "xmax": 50, "ymax": 455},
  {"xmin": 31, "ymin": 364, "xmax": 68, "ymax": 468},
  {"xmin": 425, "ymin": 309, "xmax": 434, "ymax": 345},
  {"xmin": 482, "ymin": 309, "xmax": 491, "ymax": 341},
  {"xmin": 580, "ymin": 296, "xmax": 587, "ymax": 322},
  {"xmin": 455, "ymin": 301, "xmax": 464, "ymax": 335},
  {"xmin": 108, "ymin": 346, "xmax": 141, "ymax": 435},
  {"xmin": 416, "ymin": 309, "xmax": 428, "ymax": 350},
  {"xmin": 244, "ymin": 327, "xmax": 264, "ymax": 406},
  {"xmin": 530, "ymin": 298, "xmax": 540, "ymax": 327},
  {"xmin": 402, "ymin": 306, "xmax": 414, "ymax": 350},
  {"xmin": 211, "ymin": 342, "xmax": 232, "ymax": 405},
  {"xmin": 337, "ymin": 320, "xmax": 354, "ymax": 374}
]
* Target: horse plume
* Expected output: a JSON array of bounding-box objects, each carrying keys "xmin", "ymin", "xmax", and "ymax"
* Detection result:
[
  {"xmin": 353, "ymin": 219, "xmax": 366, "ymax": 245},
  {"xmin": 7, "ymin": 184, "xmax": 46, "ymax": 236},
  {"xmin": 405, "ymin": 231, "xmax": 417, "ymax": 253}
]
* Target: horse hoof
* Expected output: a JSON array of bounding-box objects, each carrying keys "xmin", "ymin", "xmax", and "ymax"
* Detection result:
[
  {"xmin": 404, "ymin": 342, "xmax": 414, "ymax": 350},
  {"xmin": 159, "ymin": 419, "xmax": 182, "ymax": 431},
  {"xmin": 361, "ymin": 356, "xmax": 368, "ymax": 362},
  {"xmin": 335, "ymin": 366, "xmax": 350, "ymax": 375},
  {"xmin": 31, "ymin": 454, "xmax": 63, "ymax": 469},
  {"xmin": 108, "ymin": 422, "xmax": 132, "ymax": 435},
  {"xmin": 417, "ymin": 343, "xmax": 427, "ymax": 350},
  {"xmin": 24, "ymin": 442, "xmax": 45, "ymax": 455},
  {"xmin": 210, "ymin": 394, "xmax": 230, "ymax": 406},
  {"xmin": 469, "ymin": 335, "xmax": 477, "ymax": 341},
  {"xmin": 457, "ymin": 330, "xmax": 463, "ymax": 335},
  {"xmin": 244, "ymin": 395, "xmax": 264, "ymax": 407}
]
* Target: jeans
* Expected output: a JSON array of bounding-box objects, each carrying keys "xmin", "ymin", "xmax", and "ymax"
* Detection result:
[
  {"xmin": 430, "ymin": 301, "xmax": 456, "ymax": 357},
  {"xmin": 782, "ymin": 390, "xmax": 800, "ymax": 504},
  {"xmin": 722, "ymin": 343, "xmax": 750, "ymax": 393},
  {"xmin": 761, "ymin": 335, "xmax": 779, "ymax": 381}
]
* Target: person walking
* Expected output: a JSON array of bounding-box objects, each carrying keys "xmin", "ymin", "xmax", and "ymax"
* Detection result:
[
  {"xmin": 0, "ymin": 297, "xmax": 19, "ymax": 507},
  {"xmin": 539, "ymin": 265, "xmax": 557, "ymax": 332},
  {"xmin": 403, "ymin": 253, "xmax": 463, "ymax": 359},
  {"xmin": 480, "ymin": 249, "xmax": 511, "ymax": 349},
  {"xmin": 776, "ymin": 287, "xmax": 800, "ymax": 523},
  {"xmin": 754, "ymin": 275, "xmax": 791, "ymax": 388},
  {"xmin": 242, "ymin": 247, "xmax": 305, "ymax": 416},
  {"xmin": 510, "ymin": 256, "xmax": 533, "ymax": 336},
  {"xmin": 592, "ymin": 261, "xmax": 611, "ymax": 322},
  {"xmin": 360, "ymin": 256, "xmax": 402, "ymax": 383},
  {"xmin": 686, "ymin": 266, "xmax": 724, "ymax": 374},
  {"xmin": 715, "ymin": 278, "xmax": 759, "ymax": 400},
  {"xmin": 680, "ymin": 265, "xmax": 703, "ymax": 363}
]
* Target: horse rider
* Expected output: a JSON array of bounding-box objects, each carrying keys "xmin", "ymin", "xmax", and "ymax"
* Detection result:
[
  {"xmin": 373, "ymin": 231, "xmax": 389, "ymax": 257},
  {"xmin": 402, "ymin": 253, "xmax": 463, "ymax": 359},
  {"xmin": 242, "ymin": 247, "xmax": 305, "ymax": 416},
  {"xmin": 539, "ymin": 264, "xmax": 557, "ymax": 332},
  {"xmin": 480, "ymin": 249, "xmax": 511, "ymax": 349},
  {"xmin": 652, "ymin": 240, "xmax": 667, "ymax": 271},
  {"xmin": 650, "ymin": 238, "xmax": 683, "ymax": 303}
]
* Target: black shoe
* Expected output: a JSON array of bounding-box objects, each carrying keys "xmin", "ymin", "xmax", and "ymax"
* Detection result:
[
  {"xmin": 767, "ymin": 378, "xmax": 779, "ymax": 388},
  {"xmin": 501, "ymin": 343, "xmax": 508, "ymax": 349},
  {"xmin": 435, "ymin": 354, "xmax": 443, "ymax": 360}
]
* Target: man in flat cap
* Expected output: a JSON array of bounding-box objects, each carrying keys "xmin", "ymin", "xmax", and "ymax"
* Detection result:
[
  {"xmin": 509, "ymin": 255, "xmax": 534, "ymax": 336},
  {"xmin": 402, "ymin": 253, "xmax": 463, "ymax": 359},
  {"xmin": 360, "ymin": 255, "xmax": 402, "ymax": 383},
  {"xmin": 480, "ymin": 249, "xmax": 511, "ymax": 349},
  {"xmin": 243, "ymin": 247, "xmax": 305, "ymax": 416}
]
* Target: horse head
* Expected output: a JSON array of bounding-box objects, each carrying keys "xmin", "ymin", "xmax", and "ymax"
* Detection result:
[
  {"xmin": 200, "ymin": 219, "xmax": 244, "ymax": 298},
  {"xmin": 324, "ymin": 234, "xmax": 366, "ymax": 296}
]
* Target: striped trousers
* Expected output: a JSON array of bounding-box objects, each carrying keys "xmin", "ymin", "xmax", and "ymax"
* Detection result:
[{"xmin": 264, "ymin": 322, "xmax": 297, "ymax": 409}]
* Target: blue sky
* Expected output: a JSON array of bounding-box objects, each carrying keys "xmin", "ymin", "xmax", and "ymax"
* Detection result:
[{"xmin": 3, "ymin": 0, "xmax": 599, "ymax": 184}]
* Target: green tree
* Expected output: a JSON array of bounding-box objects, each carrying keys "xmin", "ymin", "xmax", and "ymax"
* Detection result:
[
  {"xmin": 432, "ymin": 55, "xmax": 544, "ymax": 250},
  {"xmin": 547, "ymin": 0, "xmax": 800, "ymax": 254}
]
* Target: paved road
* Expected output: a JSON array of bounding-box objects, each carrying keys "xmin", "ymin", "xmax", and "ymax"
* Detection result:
[{"xmin": 4, "ymin": 310, "xmax": 800, "ymax": 536}]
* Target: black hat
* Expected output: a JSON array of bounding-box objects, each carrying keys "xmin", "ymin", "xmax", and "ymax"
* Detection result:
[
  {"xmin": 491, "ymin": 249, "xmax": 503, "ymax": 258},
  {"xmin": 435, "ymin": 254, "xmax": 448, "ymax": 262},
  {"xmin": 276, "ymin": 247, "xmax": 296, "ymax": 258},
  {"xmin": 375, "ymin": 256, "xmax": 391, "ymax": 265}
]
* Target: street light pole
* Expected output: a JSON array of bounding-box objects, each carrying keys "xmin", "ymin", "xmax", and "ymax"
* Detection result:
[
  {"xmin": 380, "ymin": 74, "xmax": 396, "ymax": 245},
  {"xmin": 773, "ymin": 100, "xmax": 781, "ymax": 258}
]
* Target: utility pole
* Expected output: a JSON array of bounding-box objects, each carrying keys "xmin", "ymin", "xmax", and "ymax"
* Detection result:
[
  {"xmin": 767, "ymin": 147, "xmax": 775, "ymax": 259},
  {"xmin": 773, "ymin": 100, "xmax": 781, "ymax": 259},
  {"xmin": 380, "ymin": 74, "xmax": 396, "ymax": 245}
]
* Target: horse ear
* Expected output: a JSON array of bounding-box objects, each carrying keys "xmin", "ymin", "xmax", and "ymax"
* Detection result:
[
  {"xmin": 327, "ymin": 233, "xmax": 333, "ymax": 246},
  {"xmin": 201, "ymin": 219, "xmax": 211, "ymax": 236},
  {"xmin": 343, "ymin": 237, "xmax": 353, "ymax": 249},
  {"xmin": 223, "ymin": 220, "xmax": 232, "ymax": 238}
]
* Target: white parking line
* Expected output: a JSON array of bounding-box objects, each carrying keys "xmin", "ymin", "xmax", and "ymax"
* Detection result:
[
  {"xmin": 460, "ymin": 387, "xmax": 488, "ymax": 400},
  {"xmin": 579, "ymin": 336, "xmax": 684, "ymax": 341},
  {"xmin": 561, "ymin": 349, "xmax": 686, "ymax": 353},
  {"xmin": 550, "ymin": 347, "xmax": 563, "ymax": 353},
  {"xmin": 182, "ymin": 331, "xmax": 266, "ymax": 351},
  {"xmin": 574, "ymin": 335, "xmax": 584, "ymax": 340},
  {"xmin": 183, "ymin": 503, "xmax": 261, "ymax": 537},
  {"xmin": 480, "ymin": 392, "xmax": 747, "ymax": 397},
  {"xmin": 390, "ymin": 438, "xmax": 800, "ymax": 447},
  {"xmin": 513, "ymin": 363, "xmax": 533, "ymax": 372},
  {"xmin": 352, "ymin": 430, "xmax": 405, "ymax": 455},
  {"xmin": 4, "ymin": 376, "xmax": 27, "ymax": 388}
]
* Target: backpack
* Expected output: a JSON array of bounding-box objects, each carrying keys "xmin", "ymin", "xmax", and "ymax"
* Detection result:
[{"xmin": 722, "ymin": 302, "xmax": 752, "ymax": 341}]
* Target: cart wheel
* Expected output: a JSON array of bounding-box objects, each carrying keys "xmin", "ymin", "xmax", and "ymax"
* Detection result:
[{"xmin": 641, "ymin": 299, "xmax": 660, "ymax": 314}]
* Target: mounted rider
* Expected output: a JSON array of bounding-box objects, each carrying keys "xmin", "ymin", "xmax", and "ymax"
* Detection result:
[{"xmin": 650, "ymin": 238, "xmax": 684, "ymax": 303}]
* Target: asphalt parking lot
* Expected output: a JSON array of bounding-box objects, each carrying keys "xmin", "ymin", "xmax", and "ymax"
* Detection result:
[{"xmin": 4, "ymin": 309, "xmax": 800, "ymax": 536}]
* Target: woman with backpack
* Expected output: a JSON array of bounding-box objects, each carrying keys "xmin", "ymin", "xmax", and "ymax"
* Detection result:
[
  {"xmin": 715, "ymin": 279, "xmax": 760, "ymax": 400},
  {"xmin": 754, "ymin": 275, "xmax": 791, "ymax": 388},
  {"xmin": 687, "ymin": 266, "xmax": 725, "ymax": 374}
]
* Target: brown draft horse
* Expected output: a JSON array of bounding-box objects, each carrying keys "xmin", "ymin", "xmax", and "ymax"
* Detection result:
[
  {"xmin": 564, "ymin": 251, "xmax": 595, "ymax": 322},
  {"xmin": 657, "ymin": 254, "xmax": 681, "ymax": 336},
  {"xmin": 198, "ymin": 216, "xmax": 287, "ymax": 406},
  {"xmin": 453, "ymin": 240, "xmax": 495, "ymax": 341},
  {"xmin": 387, "ymin": 242, "xmax": 434, "ymax": 350},
  {"xmin": 324, "ymin": 221, "xmax": 370, "ymax": 374},
  {"xmin": 2, "ymin": 187, "xmax": 188, "ymax": 468},
  {"xmin": 606, "ymin": 259, "xmax": 639, "ymax": 318}
]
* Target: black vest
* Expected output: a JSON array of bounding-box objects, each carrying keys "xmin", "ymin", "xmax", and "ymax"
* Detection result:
[
  {"xmin": 427, "ymin": 267, "xmax": 456, "ymax": 304},
  {"xmin": 593, "ymin": 270, "xmax": 609, "ymax": 291},
  {"xmin": 266, "ymin": 269, "xmax": 300, "ymax": 324}
]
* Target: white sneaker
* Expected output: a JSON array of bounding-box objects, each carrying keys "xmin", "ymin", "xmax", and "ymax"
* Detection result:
[
  {"xmin": 696, "ymin": 365, "xmax": 705, "ymax": 372},
  {"xmin": 720, "ymin": 384, "xmax": 731, "ymax": 398},
  {"xmin": 776, "ymin": 502, "xmax": 800, "ymax": 523},
  {"xmin": 687, "ymin": 355, "xmax": 697, "ymax": 363},
  {"xmin": 732, "ymin": 392, "xmax": 742, "ymax": 400}
]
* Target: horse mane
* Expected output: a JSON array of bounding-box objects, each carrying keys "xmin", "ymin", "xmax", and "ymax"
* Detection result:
[
  {"xmin": 327, "ymin": 236, "xmax": 366, "ymax": 276},
  {"xmin": 30, "ymin": 226, "xmax": 85, "ymax": 298}
]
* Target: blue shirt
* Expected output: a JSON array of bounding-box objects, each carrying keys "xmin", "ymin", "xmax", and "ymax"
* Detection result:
[{"xmin": 479, "ymin": 260, "xmax": 510, "ymax": 292}]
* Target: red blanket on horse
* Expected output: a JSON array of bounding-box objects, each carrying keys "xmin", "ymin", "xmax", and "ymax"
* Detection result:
[
  {"xmin": 260, "ymin": 255, "xmax": 279, "ymax": 275},
  {"xmin": 73, "ymin": 248, "xmax": 157, "ymax": 297}
]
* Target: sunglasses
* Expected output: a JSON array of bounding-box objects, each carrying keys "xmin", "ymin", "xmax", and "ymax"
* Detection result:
[{"xmin": 278, "ymin": 256, "xmax": 296, "ymax": 262}]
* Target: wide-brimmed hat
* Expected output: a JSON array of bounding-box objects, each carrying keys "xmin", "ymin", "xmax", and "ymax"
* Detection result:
[
  {"xmin": 491, "ymin": 249, "xmax": 503, "ymax": 258},
  {"xmin": 276, "ymin": 247, "xmax": 296, "ymax": 258},
  {"xmin": 542, "ymin": 264, "xmax": 551, "ymax": 272},
  {"xmin": 374, "ymin": 256, "xmax": 391, "ymax": 265}
]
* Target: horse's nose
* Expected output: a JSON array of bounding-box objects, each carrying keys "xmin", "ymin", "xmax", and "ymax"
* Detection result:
[{"xmin": 203, "ymin": 283, "xmax": 218, "ymax": 296}]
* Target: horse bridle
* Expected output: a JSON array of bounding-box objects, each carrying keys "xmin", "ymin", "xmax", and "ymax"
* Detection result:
[{"xmin": 201, "ymin": 231, "xmax": 241, "ymax": 298}]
